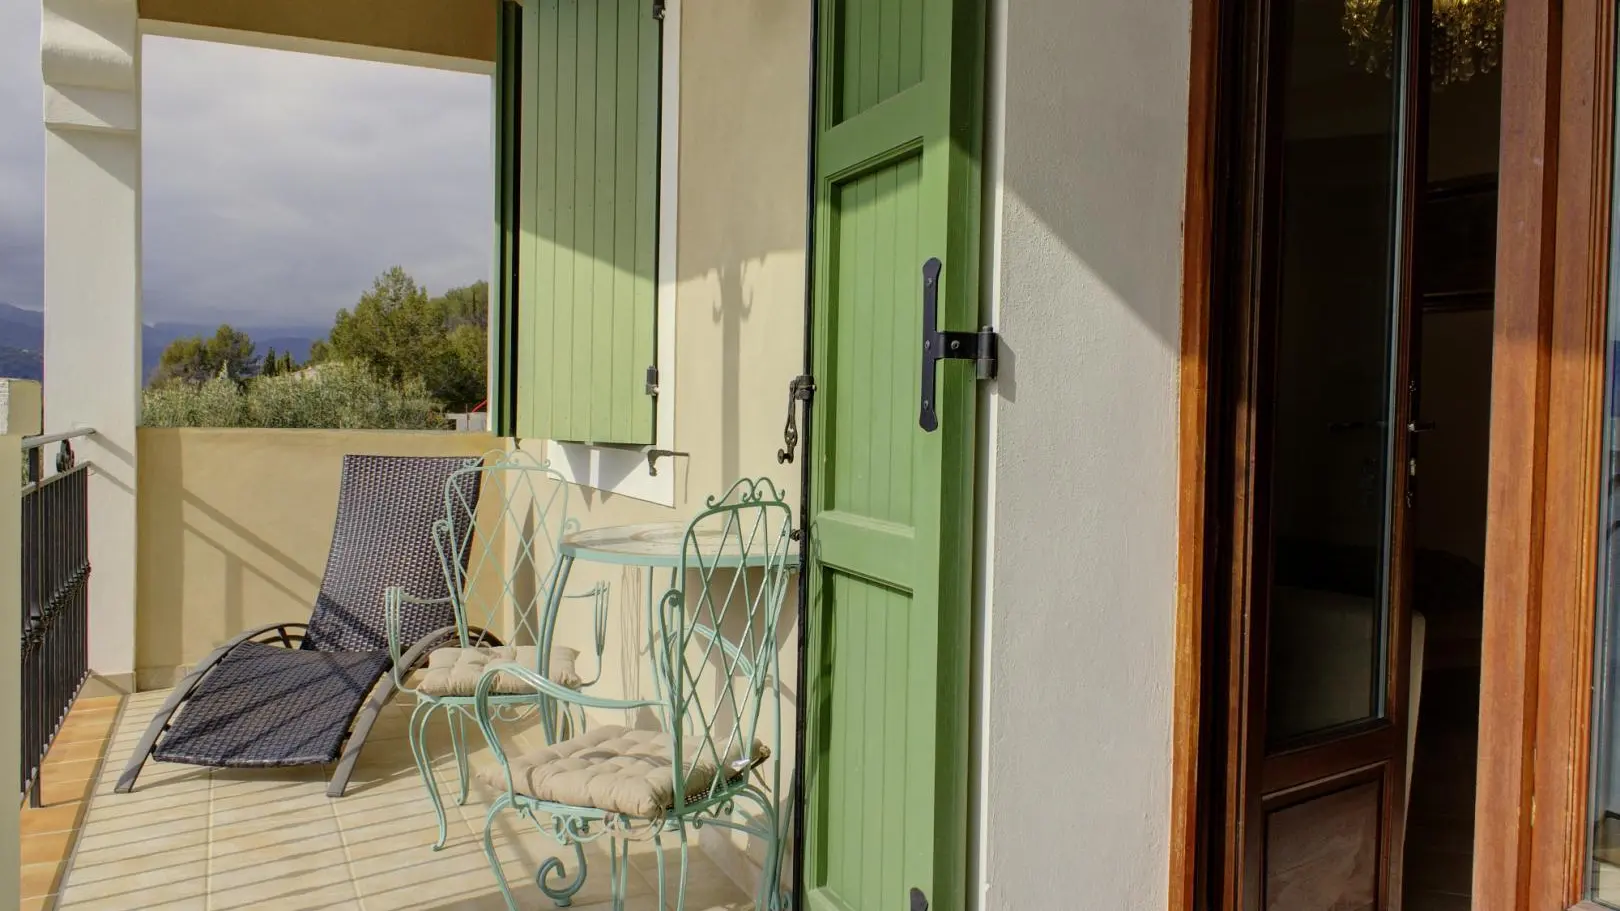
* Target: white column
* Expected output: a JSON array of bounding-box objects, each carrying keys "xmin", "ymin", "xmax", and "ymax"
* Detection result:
[{"xmin": 41, "ymin": 0, "xmax": 141, "ymax": 688}]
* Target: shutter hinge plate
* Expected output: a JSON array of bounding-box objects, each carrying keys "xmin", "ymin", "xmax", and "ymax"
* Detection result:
[{"xmin": 645, "ymin": 365, "xmax": 660, "ymax": 397}]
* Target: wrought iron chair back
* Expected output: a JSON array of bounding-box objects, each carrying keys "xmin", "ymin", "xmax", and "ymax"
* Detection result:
[
  {"xmin": 432, "ymin": 449, "xmax": 605, "ymax": 681},
  {"xmin": 653, "ymin": 477, "xmax": 795, "ymax": 814}
]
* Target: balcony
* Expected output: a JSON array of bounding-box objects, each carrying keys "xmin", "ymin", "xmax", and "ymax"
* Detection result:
[
  {"xmin": 48, "ymin": 688, "xmax": 752, "ymax": 910},
  {"xmin": 12, "ymin": 422, "xmax": 777, "ymax": 911}
]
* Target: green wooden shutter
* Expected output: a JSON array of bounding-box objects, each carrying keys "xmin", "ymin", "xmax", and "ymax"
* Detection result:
[
  {"xmin": 803, "ymin": 0, "xmax": 987, "ymax": 908},
  {"xmin": 513, "ymin": 0, "xmax": 661, "ymax": 445}
]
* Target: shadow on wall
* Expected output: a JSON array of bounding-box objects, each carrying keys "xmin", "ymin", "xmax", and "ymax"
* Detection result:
[
  {"xmin": 134, "ymin": 427, "xmax": 493, "ymax": 681},
  {"xmin": 996, "ymin": 1, "xmax": 1186, "ymax": 356}
]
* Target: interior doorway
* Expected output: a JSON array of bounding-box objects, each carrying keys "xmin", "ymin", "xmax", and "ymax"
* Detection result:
[
  {"xmin": 1400, "ymin": 52, "xmax": 1501, "ymax": 911},
  {"xmin": 1200, "ymin": 0, "xmax": 1506, "ymax": 906}
]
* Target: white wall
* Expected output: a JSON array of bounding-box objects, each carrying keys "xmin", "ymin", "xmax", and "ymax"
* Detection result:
[
  {"xmin": 976, "ymin": 0, "xmax": 1188, "ymax": 906},
  {"xmin": 42, "ymin": 0, "xmax": 143, "ymax": 688}
]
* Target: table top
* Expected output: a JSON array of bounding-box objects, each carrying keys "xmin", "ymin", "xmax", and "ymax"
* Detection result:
[{"xmin": 559, "ymin": 520, "xmax": 798, "ymax": 569}]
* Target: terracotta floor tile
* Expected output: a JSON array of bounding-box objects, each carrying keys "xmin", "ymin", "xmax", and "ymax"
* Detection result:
[
  {"xmin": 37, "ymin": 774, "xmax": 94, "ymax": 807},
  {"xmin": 39, "ymin": 758, "xmax": 100, "ymax": 783},
  {"xmin": 21, "ymin": 802, "xmax": 84, "ymax": 837},
  {"xmin": 21, "ymin": 862, "xmax": 64, "ymax": 899},
  {"xmin": 21, "ymin": 829, "xmax": 74, "ymax": 867},
  {"xmin": 48, "ymin": 724, "xmax": 112, "ymax": 746},
  {"xmin": 72, "ymin": 696, "xmax": 122, "ymax": 714},
  {"xmin": 41, "ymin": 739, "xmax": 110, "ymax": 765}
]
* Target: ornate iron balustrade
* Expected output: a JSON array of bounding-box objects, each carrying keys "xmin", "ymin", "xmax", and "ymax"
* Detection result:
[{"xmin": 20, "ymin": 429, "xmax": 92, "ymax": 807}]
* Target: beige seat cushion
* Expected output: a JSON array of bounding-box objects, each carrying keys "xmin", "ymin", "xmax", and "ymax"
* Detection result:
[
  {"xmin": 480, "ymin": 725, "xmax": 770, "ymax": 819},
  {"xmin": 413, "ymin": 645, "xmax": 582, "ymax": 696}
]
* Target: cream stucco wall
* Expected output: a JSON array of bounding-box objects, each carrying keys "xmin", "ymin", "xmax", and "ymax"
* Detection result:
[
  {"xmin": 975, "ymin": 0, "xmax": 1188, "ymax": 906},
  {"xmin": 134, "ymin": 428, "xmax": 495, "ymax": 687}
]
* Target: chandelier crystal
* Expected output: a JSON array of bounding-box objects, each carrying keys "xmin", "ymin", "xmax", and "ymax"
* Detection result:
[{"xmin": 1343, "ymin": 0, "xmax": 1504, "ymax": 87}]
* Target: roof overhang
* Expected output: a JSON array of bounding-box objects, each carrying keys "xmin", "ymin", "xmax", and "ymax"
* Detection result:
[{"xmin": 138, "ymin": 0, "xmax": 496, "ymax": 69}]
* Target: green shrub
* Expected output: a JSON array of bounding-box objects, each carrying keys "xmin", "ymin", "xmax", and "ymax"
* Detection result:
[
  {"xmin": 142, "ymin": 362, "xmax": 446, "ymax": 430},
  {"xmin": 141, "ymin": 373, "xmax": 245, "ymax": 428}
]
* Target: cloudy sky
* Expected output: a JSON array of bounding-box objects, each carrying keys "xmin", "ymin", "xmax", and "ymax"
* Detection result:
[{"xmin": 0, "ymin": 2, "xmax": 492, "ymax": 329}]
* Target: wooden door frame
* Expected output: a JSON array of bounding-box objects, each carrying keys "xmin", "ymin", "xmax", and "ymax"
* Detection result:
[{"xmin": 1170, "ymin": 0, "xmax": 1619, "ymax": 908}]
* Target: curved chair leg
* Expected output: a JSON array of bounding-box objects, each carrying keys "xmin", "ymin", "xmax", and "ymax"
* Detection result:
[
  {"xmin": 450, "ymin": 707, "xmax": 471, "ymax": 806},
  {"xmin": 114, "ymin": 644, "xmax": 237, "ymax": 793},
  {"xmin": 408, "ymin": 701, "xmax": 451, "ymax": 850},
  {"xmin": 113, "ymin": 681, "xmax": 196, "ymax": 794},
  {"xmin": 327, "ymin": 674, "xmax": 397, "ymax": 798},
  {"xmin": 483, "ymin": 796, "xmax": 522, "ymax": 911},
  {"xmin": 607, "ymin": 837, "xmax": 628, "ymax": 911},
  {"xmin": 653, "ymin": 832, "xmax": 666, "ymax": 910},
  {"xmin": 676, "ymin": 824, "xmax": 691, "ymax": 911},
  {"xmin": 538, "ymin": 837, "xmax": 589, "ymax": 908}
]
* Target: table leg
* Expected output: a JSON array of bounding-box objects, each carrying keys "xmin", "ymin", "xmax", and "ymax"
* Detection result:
[{"xmin": 538, "ymin": 553, "xmax": 575, "ymax": 744}]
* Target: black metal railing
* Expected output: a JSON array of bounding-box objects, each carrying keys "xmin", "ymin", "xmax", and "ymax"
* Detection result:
[{"xmin": 20, "ymin": 429, "xmax": 93, "ymax": 807}]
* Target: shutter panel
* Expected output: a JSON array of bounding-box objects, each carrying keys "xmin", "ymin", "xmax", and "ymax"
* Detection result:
[
  {"xmin": 491, "ymin": 0, "xmax": 522, "ymax": 437},
  {"xmin": 515, "ymin": 0, "xmax": 660, "ymax": 444}
]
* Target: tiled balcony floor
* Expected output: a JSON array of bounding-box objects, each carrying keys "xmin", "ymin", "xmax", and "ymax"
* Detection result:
[{"xmin": 56, "ymin": 689, "xmax": 753, "ymax": 911}]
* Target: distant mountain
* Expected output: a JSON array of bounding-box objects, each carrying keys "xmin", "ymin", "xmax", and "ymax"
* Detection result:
[
  {"xmin": 0, "ymin": 302, "xmax": 43, "ymax": 353},
  {"xmin": 0, "ymin": 303, "xmax": 43, "ymax": 381},
  {"xmin": 0, "ymin": 347, "xmax": 42, "ymax": 382},
  {"xmin": 0, "ymin": 304, "xmax": 326, "ymax": 384}
]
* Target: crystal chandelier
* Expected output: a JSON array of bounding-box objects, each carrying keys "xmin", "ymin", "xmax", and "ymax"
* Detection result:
[{"xmin": 1343, "ymin": 0, "xmax": 1504, "ymax": 87}]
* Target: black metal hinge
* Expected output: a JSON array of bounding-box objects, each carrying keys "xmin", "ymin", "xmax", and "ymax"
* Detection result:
[
  {"xmin": 919, "ymin": 257, "xmax": 999, "ymax": 432},
  {"xmin": 910, "ymin": 888, "xmax": 929, "ymax": 911},
  {"xmin": 652, "ymin": 0, "xmax": 666, "ymax": 20},
  {"xmin": 645, "ymin": 365, "xmax": 660, "ymax": 397},
  {"xmin": 777, "ymin": 374, "xmax": 816, "ymax": 465}
]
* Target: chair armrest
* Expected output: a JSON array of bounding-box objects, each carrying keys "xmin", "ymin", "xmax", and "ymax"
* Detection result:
[
  {"xmin": 385, "ymin": 588, "xmax": 460, "ymax": 694},
  {"xmin": 230, "ymin": 621, "xmax": 309, "ymax": 650},
  {"xmin": 475, "ymin": 661, "xmax": 660, "ymax": 714},
  {"xmin": 472, "ymin": 660, "xmax": 661, "ymax": 797},
  {"xmin": 190, "ymin": 621, "xmax": 308, "ymax": 678}
]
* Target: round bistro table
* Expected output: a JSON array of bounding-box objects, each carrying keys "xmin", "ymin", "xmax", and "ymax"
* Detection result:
[{"xmin": 538, "ymin": 519, "xmax": 800, "ymax": 684}]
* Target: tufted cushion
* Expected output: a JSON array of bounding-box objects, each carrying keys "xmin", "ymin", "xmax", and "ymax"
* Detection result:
[
  {"xmin": 481, "ymin": 725, "xmax": 770, "ymax": 819},
  {"xmin": 414, "ymin": 645, "xmax": 582, "ymax": 696}
]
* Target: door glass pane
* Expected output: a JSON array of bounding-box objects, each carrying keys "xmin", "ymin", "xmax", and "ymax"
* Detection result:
[
  {"xmin": 1264, "ymin": 0, "xmax": 1405, "ymax": 746},
  {"xmin": 1587, "ymin": 21, "xmax": 1620, "ymax": 899}
]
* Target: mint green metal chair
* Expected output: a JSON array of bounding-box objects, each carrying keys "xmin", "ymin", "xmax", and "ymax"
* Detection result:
[
  {"xmin": 473, "ymin": 478, "xmax": 794, "ymax": 910},
  {"xmin": 385, "ymin": 450, "xmax": 609, "ymax": 851}
]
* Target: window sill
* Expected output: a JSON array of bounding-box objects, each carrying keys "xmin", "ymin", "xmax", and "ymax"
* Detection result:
[{"xmin": 542, "ymin": 439, "xmax": 676, "ymax": 508}]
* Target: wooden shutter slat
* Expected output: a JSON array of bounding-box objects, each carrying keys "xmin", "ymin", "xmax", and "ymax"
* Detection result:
[{"xmin": 514, "ymin": 0, "xmax": 658, "ymax": 445}]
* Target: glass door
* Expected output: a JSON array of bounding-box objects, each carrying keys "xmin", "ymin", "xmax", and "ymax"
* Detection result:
[{"xmin": 1214, "ymin": 0, "xmax": 1426, "ymax": 905}]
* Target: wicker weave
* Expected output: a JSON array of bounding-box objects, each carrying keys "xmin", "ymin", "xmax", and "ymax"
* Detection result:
[
  {"xmin": 303, "ymin": 455, "xmax": 479, "ymax": 652},
  {"xmin": 153, "ymin": 643, "xmax": 394, "ymax": 767},
  {"xmin": 153, "ymin": 455, "xmax": 481, "ymax": 769}
]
